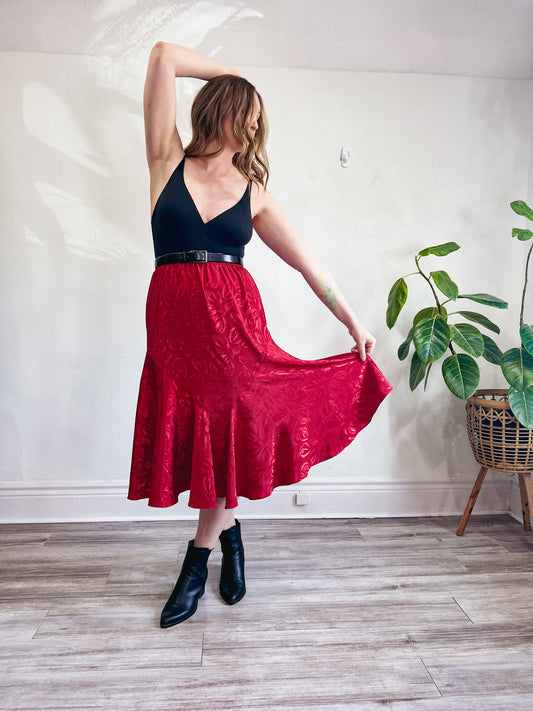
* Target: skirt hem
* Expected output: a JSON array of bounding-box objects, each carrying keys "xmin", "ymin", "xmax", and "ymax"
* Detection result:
[{"xmin": 127, "ymin": 403, "xmax": 383, "ymax": 510}]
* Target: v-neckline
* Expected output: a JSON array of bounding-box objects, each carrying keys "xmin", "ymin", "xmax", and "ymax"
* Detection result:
[{"xmin": 182, "ymin": 157, "xmax": 249, "ymax": 226}]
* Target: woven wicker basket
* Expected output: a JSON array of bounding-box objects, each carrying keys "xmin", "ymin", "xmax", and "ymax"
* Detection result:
[{"xmin": 466, "ymin": 389, "xmax": 533, "ymax": 472}]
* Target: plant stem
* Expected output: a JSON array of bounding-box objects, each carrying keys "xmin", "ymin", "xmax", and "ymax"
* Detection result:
[
  {"xmin": 415, "ymin": 254, "xmax": 456, "ymax": 356},
  {"xmin": 415, "ymin": 254, "xmax": 443, "ymax": 312},
  {"xmin": 520, "ymin": 242, "xmax": 533, "ymax": 326}
]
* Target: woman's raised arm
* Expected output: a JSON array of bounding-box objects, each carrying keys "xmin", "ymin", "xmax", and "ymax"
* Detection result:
[
  {"xmin": 252, "ymin": 188, "xmax": 376, "ymax": 361},
  {"xmin": 143, "ymin": 42, "xmax": 239, "ymax": 166}
]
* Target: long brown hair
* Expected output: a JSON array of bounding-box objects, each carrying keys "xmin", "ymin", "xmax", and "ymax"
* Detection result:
[{"xmin": 184, "ymin": 75, "xmax": 269, "ymax": 187}]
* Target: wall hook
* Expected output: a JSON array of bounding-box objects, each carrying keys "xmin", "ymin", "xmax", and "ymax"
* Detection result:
[{"xmin": 340, "ymin": 146, "xmax": 350, "ymax": 168}]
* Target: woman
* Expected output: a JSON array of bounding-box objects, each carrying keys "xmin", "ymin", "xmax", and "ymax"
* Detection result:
[{"xmin": 128, "ymin": 42, "xmax": 391, "ymax": 628}]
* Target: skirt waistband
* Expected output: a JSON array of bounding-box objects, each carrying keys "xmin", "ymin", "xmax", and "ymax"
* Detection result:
[{"xmin": 155, "ymin": 250, "xmax": 243, "ymax": 268}]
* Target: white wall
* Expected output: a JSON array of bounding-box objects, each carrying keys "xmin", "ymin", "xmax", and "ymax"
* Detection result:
[{"xmin": 1, "ymin": 49, "xmax": 531, "ymax": 521}]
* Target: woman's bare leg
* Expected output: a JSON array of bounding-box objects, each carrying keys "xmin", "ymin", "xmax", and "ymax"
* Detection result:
[{"xmin": 194, "ymin": 497, "xmax": 236, "ymax": 549}]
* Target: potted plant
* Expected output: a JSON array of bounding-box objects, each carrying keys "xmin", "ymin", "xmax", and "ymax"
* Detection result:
[
  {"xmin": 386, "ymin": 241, "xmax": 508, "ymax": 399},
  {"xmin": 386, "ymin": 201, "xmax": 533, "ymax": 533}
]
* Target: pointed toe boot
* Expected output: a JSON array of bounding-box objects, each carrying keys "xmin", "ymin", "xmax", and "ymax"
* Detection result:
[
  {"xmin": 219, "ymin": 519, "xmax": 246, "ymax": 605},
  {"xmin": 160, "ymin": 540, "xmax": 211, "ymax": 628}
]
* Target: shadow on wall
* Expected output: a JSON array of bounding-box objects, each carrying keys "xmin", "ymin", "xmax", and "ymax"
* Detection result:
[
  {"xmin": 2, "ymin": 54, "xmax": 149, "ymax": 482},
  {"xmin": 88, "ymin": 0, "xmax": 264, "ymax": 58}
]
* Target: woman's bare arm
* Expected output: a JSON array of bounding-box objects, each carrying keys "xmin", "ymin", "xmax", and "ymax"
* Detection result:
[
  {"xmin": 143, "ymin": 42, "xmax": 239, "ymax": 165},
  {"xmin": 252, "ymin": 188, "xmax": 376, "ymax": 361}
]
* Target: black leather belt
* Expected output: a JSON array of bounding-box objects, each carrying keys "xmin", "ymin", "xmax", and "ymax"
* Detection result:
[{"xmin": 155, "ymin": 250, "xmax": 243, "ymax": 268}]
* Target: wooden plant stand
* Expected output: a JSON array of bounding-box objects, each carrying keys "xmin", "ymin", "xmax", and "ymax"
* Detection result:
[{"xmin": 457, "ymin": 390, "xmax": 533, "ymax": 536}]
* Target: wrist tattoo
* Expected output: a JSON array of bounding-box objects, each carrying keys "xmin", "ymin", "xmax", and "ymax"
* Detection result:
[{"xmin": 318, "ymin": 275, "xmax": 337, "ymax": 311}]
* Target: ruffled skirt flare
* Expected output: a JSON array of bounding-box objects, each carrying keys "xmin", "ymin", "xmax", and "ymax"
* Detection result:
[{"xmin": 128, "ymin": 263, "xmax": 392, "ymax": 509}]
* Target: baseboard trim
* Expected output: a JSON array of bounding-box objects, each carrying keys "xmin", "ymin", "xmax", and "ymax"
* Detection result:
[{"xmin": 0, "ymin": 475, "xmax": 513, "ymax": 523}]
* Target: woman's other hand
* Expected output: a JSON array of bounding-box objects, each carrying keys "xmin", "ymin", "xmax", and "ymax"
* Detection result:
[{"xmin": 349, "ymin": 321, "xmax": 376, "ymax": 361}]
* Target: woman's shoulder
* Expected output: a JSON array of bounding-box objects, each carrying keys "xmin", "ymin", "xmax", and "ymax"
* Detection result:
[
  {"xmin": 250, "ymin": 180, "xmax": 270, "ymax": 203},
  {"xmin": 250, "ymin": 180, "xmax": 271, "ymax": 199},
  {"xmin": 250, "ymin": 180, "xmax": 276, "ymax": 220}
]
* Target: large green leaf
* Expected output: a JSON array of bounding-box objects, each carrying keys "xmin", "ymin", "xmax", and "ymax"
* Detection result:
[
  {"xmin": 413, "ymin": 315, "xmax": 450, "ymax": 363},
  {"xmin": 418, "ymin": 242, "xmax": 460, "ymax": 257},
  {"xmin": 413, "ymin": 306, "xmax": 448, "ymax": 325},
  {"xmin": 450, "ymin": 323, "xmax": 484, "ymax": 357},
  {"xmin": 409, "ymin": 351, "xmax": 427, "ymax": 391},
  {"xmin": 511, "ymin": 200, "xmax": 533, "ymax": 222},
  {"xmin": 520, "ymin": 324, "xmax": 533, "ymax": 357},
  {"xmin": 430, "ymin": 270, "xmax": 459, "ymax": 300},
  {"xmin": 512, "ymin": 228, "xmax": 533, "ymax": 242},
  {"xmin": 386, "ymin": 277, "xmax": 408, "ymax": 328},
  {"xmin": 501, "ymin": 348, "xmax": 533, "ymax": 391},
  {"xmin": 442, "ymin": 353, "xmax": 480, "ymax": 399},
  {"xmin": 458, "ymin": 293, "xmax": 508, "ymax": 309},
  {"xmin": 398, "ymin": 327, "xmax": 413, "ymax": 361},
  {"xmin": 508, "ymin": 386, "xmax": 533, "ymax": 429},
  {"xmin": 481, "ymin": 334, "xmax": 504, "ymax": 364},
  {"xmin": 456, "ymin": 311, "xmax": 500, "ymax": 334}
]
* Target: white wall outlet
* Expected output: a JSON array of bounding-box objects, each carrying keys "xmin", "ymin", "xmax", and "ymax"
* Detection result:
[{"xmin": 295, "ymin": 491, "xmax": 310, "ymax": 506}]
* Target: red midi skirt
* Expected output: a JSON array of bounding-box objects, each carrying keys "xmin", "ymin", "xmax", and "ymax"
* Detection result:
[{"xmin": 128, "ymin": 262, "xmax": 392, "ymax": 509}]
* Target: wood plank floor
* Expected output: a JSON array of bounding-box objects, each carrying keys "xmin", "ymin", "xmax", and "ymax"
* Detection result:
[{"xmin": 1, "ymin": 515, "xmax": 532, "ymax": 710}]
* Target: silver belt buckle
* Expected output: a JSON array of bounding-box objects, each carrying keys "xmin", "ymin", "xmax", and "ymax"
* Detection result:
[{"xmin": 187, "ymin": 250, "xmax": 207, "ymax": 262}]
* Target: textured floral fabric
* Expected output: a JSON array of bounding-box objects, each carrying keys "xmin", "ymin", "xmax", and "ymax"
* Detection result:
[{"xmin": 128, "ymin": 262, "xmax": 392, "ymax": 509}]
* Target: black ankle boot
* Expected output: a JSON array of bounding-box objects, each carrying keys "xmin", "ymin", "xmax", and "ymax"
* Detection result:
[
  {"xmin": 219, "ymin": 519, "xmax": 246, "ymax": 605},
  {"xmin": 160, "ymin": 540, "xmax": 211, "ymax": 628}
]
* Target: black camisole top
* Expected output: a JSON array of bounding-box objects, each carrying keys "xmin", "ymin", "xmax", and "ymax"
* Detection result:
[{"xmin": 151, "ymin": 156, "xmax": 253, "ymax": 258}]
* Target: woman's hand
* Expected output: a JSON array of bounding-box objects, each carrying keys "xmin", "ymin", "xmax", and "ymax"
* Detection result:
[{"xmin": 349, "ymin": 321, "xmax": 376, "ymax": 361}]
